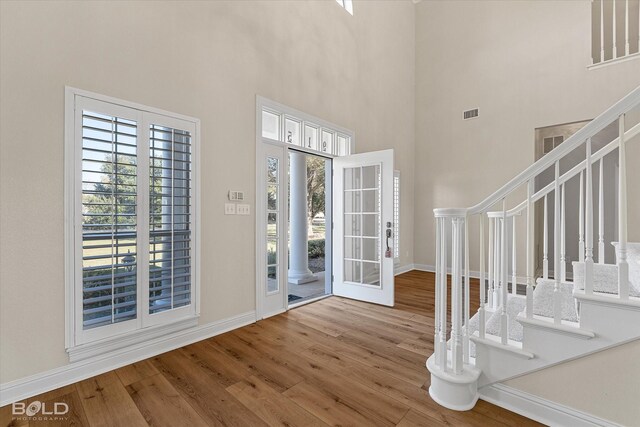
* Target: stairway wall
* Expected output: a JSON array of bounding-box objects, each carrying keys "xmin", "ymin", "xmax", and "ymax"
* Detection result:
[
  {"xmin": 503, "ymin": 339, "xmax": 640, "ymax": 426},
  {"xmin": 414, "ymin": 0, "xmax": 640, "ymax": 274}
]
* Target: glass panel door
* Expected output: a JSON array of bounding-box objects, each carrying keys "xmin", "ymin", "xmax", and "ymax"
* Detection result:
[{"xmin": 333, "ymin": 149, "xmax": 395, "ymax": 306}]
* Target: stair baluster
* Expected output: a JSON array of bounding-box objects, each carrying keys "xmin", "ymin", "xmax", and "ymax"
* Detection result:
[
  {"xmin": 579, "ymin": 170, "xmax": 585, "ymax": 262},
  {"xmin": 561, "ymin": 183, "xmax": 567, "ymax": 282},
  {"xmin": 434, "ymin": 217, "xmax": 442, "ymax": 367},
  {"xmin": 526, "ymin": 179, "xmax": 534, "ymax": 318},
  {"xmin": 451, "ymin": 217, "xmax": 463, "ymax": 374},
  {"xmin": 585, "ymin": 138, "xmax": 594, "ymax": 295},
  {"xmin": 479, "ymin": 213, "xmax": 486, "ymax": 337},
  {"xmin": 501, "ymin": 200, "xmax": 509, "ymax": 344},
  {"xmin": 438, "ymin": 217, "xmax": 447, "ymax": 369},
  {"xmin": 618, "ymin": 113, "xmax": 629, "ymax": 300},
  {"xmin": 488, "ymin": 217, "xmax": 494, "ymax": 310},
  {"xmin": 512, "ymin": 215, "xmax": 517, "ymax": 295},
  {"xmin": 599, "ymin": 157, "xmax": 605, "ymax": 264},
  {"xmin": 554, "ymin": 161, "xmax": 562, "ymax": 324},
  {"xmin": 464, "ymin": 215, "xmax": 470, "ymax": 364},
  {"xmin": 543, "ymin": 194, "xmax": 549, "ymax": 279}
]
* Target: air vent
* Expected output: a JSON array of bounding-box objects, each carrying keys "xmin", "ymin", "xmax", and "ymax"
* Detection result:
[{"xmin": 463, "ymin": 108, "xmax": 479, "ymax": 120}]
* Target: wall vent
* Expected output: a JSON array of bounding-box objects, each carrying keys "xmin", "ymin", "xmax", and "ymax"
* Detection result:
[{"xmin": 463, "ymin": 108, "xmax": 479, "ymax": 120}]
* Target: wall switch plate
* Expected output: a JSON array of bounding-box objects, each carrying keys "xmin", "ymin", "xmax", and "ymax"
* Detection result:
[
  {"xmin": 237, "ymin": 204, "xmax": 251, "ymax": 215},
  {"xmin": 228, "ymin": 190, "xmax": 245, "ymax": 201},
  {"xmin": 224, "ymin": 203, "xmax": 236, "ymax": 215}
]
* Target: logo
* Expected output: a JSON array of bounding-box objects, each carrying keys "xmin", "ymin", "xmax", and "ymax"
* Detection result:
[{"xmin": 12, "ymin": 400, "xmax": 69, "ymax": 421}]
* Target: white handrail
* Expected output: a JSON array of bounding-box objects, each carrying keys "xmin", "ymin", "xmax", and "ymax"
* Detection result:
[
  {"xmin": 466, "ymin": 86, "xmax": 640, "ymax": 216},
  {"xmin": 484, "ymin": 119, "xmax": 640, "ymax": 219}
]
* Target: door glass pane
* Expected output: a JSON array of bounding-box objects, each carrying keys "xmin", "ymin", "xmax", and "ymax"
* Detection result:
[
  {"xmin": 345, "ymin": 167, "xmax": 361, "ymax": 190},
  {"xmin": 362, "ymin": 238, "xmax": 380, "ymax": 261},
  {"xmin": 267, "ymin": 266, "xmax": 278, "ymax": 293},
  {"xmin": 344, "ymin": 260, "xmax": 361, "ymax": 283},
  {"xmin": 362, "ymin": 165, "xmax": 380, "ymax": 189},
  {"xmin": 362, "ymin": 189, "xmax": 379, "ymax": 212},
  {"xmin": 267, "ymin": 213, "xmax": 277, "ymax": 237},
  {"xmin": 267, "ymin": 185, "xmax": 278, "ymax": 210},
  {"xmin": 362, "ymin": 262, "xmax": 380, "ymax": 286},
  {"xmin": 266, "ymin": 157, "xmax": 279, "ymax": 294},
  {"xmin": 262, "ymin": 110, "xmax": 280, "ymax": 140},
  {"xmin": 362, "ymin": 214, "xmax": 379, "ymax": 237},
  {"xmin": 267, "ymin": 158, "xmax": 278, "ymax": 183},
  {"xmin": 344, "ymin": 214, "xmax": 361, "ymax": 236},
  {"xmin": 344, "ymin": 237, "xmax": 361, "ymax": 259},
  {"xmin": 344, "ymin": 191, "xmax": 361, "ymax": 213},
  {"xmin": 267, "ymin": 239, "xmax": 277, "ymax": 265},
  {"xmin": 342, "ymin": 164, "xmax": 381, "ymax": 287}
]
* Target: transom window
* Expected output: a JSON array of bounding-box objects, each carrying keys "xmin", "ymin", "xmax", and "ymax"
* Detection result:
[
  {"xmin": 66, "ymin": 89, "xmax": 199, "ymax": 351},
  {"xmin": 261, "ymin": 108, "xmax": 352, "ymax": 156},
  {"xmin": 335, "ymin": 0, "xmax": 354, "ymax": 15}
]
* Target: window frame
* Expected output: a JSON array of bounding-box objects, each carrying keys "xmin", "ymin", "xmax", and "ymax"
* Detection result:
[{"xmin": 64, "ymin": 87, "xmax": 201, "ymax": 358}]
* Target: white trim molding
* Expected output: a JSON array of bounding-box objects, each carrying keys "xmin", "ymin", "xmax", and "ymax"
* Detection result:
[
  {"xmin": 394, "ymin": 264, "xmax": 415, "ymax": 276},
  {"xmin": 480, "ymin": 383, "xmax": 623, "ymax": 427},
  {"xmin": 0, "ymin": 311, "xmax": 256, "ymax": 407}
]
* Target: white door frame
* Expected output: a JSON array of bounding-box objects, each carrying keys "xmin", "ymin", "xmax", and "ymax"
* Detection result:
[{"xmin": 255, "ymin": 96, "xmax": 354, "ymax": 320}]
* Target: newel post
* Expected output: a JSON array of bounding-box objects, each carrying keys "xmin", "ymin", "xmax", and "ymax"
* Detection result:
[{"xmin": 427, "ymin": 208, "xmax": 480, "ymax": 412}]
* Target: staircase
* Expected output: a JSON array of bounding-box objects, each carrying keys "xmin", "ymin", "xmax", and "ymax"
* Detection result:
[{"xmin": 426, "ymin": 85, "xmax": 640, "ymax": 413}]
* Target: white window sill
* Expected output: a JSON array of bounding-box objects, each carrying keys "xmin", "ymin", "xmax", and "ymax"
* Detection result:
[
  {"xmin": 588, "ymin": 52, "xmax": 640, "ymax": 70},
  {"xmin": 67, "ymin": 315, "xmax": 199, "ymax": 363}
]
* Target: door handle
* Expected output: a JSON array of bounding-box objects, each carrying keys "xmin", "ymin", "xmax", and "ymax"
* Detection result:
[{"xmin": 385, "ymin": 222, "xmax": 393, "ymax": 258}]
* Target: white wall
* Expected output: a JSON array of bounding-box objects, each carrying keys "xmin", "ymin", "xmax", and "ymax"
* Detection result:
[
  {"xmin": 0, "ymin": 0, "xmax": 415, "ymax": 383},
  {"xmin": 415, "ymin": 0, "xmax": 640, "ymax": 421},
  {"xmin": 415, "ymin": 0, "xmax": 640, "ymax": 273},
  {"xmin": 505, "ymin": 340, "xmax": 640, "ymax": 426}
]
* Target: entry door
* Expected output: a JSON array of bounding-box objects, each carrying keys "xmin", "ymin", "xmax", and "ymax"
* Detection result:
[{"xmin": 333, "ymin": 149, "xmax": 395, "ymax": 306}]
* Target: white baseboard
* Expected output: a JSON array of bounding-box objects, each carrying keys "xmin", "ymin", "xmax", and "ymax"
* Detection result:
[
  {"xmin": 0, "ymin": 311, "xmax": 256, "ymax": 406},
  {"xmin": 412, "ymin": 264, "xmax": 530, "ymax": 286},
  {"xmin": 479, "ymin": 383, "xmax": 622, "ymax": 427},
  {"xmin": 394, "ymin": 264, "xmax": 416, "ymax": 275}
]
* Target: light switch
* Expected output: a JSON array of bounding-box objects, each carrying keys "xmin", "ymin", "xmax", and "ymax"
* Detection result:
[
  {"xmin": 225, "ymin": 203, "xmax": 236, "ymax": 215},
  {"xmin": 237, "ymin": 204, "xmax": 251, "ymax": 215}
]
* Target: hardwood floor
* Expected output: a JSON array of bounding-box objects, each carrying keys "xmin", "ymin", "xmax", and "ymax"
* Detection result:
[{"xmin": 1, "ymin": 271, "xmax": 542, "ymax": 426}]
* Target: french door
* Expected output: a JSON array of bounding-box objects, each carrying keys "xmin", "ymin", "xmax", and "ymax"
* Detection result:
[
  {"xmin": 333, "ymin": 149, "xmax": 395, "ymax": 306},
  {"xmin": 257, "ymin": 146, "xmax": 395, "ymax": 319}
]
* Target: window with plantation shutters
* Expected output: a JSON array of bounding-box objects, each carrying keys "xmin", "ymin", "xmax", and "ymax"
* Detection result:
[
  {"xmin": 66, "ymin": 89, "xmax": 199, "ymax": 350},
  {"xmin": 81, "ymin": 111, "xmax": 139, "ymax": 330},
  {"xmin": 149, "ymin": 125, "xmax": 192, "ymax": 314}
]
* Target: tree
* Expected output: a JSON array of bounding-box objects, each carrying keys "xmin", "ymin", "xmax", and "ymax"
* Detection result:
[
  {"xmin": 306, "ymin": 156, "xmax": 326, "ymax": 231},
  {"xmin": 83, "ymin": 154, "xmax": 138, "ymax": 230}
]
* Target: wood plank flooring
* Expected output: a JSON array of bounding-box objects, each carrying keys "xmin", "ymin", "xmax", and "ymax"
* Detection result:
[{"xmin": 1, "ymin": 271, "xmax": 542, "ymax": 426}]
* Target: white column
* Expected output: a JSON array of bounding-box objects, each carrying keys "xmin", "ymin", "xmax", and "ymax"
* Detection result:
[{"xmin": 288, "ymin": 151, "xmax": 315, "ymax": 284}]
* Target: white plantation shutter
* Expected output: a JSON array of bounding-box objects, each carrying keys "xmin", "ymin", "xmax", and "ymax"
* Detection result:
[
  {"xmin": 69, "ymin": 92, "xmax": 199, "ymax": 347},
  {"xmin": 393, "ymin": 171, "xmax": 400, "ymax": 261},
  {"xmin": 149, "ymin": 124, "xmax": 192, "ymax": 314},
  {"xmin": 81, "ymin": 111, "xmax": 138, "ymax": 329}
]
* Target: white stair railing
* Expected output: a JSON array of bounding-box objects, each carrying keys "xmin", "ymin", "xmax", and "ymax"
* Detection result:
[{"xmin": 427, "ymin": 86, "xmax": 640, "ymax": 411}]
